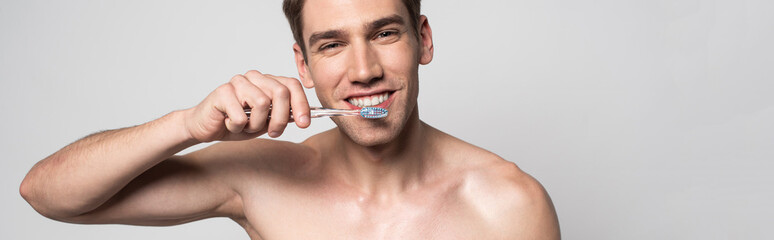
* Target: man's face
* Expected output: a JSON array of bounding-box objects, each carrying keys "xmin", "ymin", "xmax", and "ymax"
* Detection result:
[{"xmin": 294, "ymin": 0, "xmax": 432, "ymax": 146}]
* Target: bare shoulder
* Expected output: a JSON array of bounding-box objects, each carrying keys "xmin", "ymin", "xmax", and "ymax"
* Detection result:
[
  {"xmin": 433, "ymin": 130, "xmax": 560, "ymax": 239},
  {"xmin": 458, "ymin": 155, "xmax": 560, "ymax": 238}
]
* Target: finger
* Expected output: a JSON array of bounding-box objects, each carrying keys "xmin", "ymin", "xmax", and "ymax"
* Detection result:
[
  {"xmin": 214, "ymin": 83, "xmax": 248, "ymax": 134},
  {"xmin": 274, "ymin": 76, "xmax": 311, "ymax": 128},
  {"xmin": 230, "ymin": 75, "xmax": 270, "ymax": 133},
  {"xmin": 222, "ymin": 129, "xmax": 267, "ymax": 141},
  {"xmin": 247, "ymin": 74, "xmax": 290, "ymax": 138}
]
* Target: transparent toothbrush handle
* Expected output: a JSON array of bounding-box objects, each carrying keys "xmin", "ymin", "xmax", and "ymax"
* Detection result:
[{"xmin": 244, "ymin": 107, "xmax": 359, "ymax": 122}]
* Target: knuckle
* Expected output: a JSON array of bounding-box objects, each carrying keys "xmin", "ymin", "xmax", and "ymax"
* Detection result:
[
  {"xmin": 230, "ymin": 74, "xmax": 246, "ymax": 83},
  {"xmin": 273, "ymin": 87, "xmax": 290, "ymax": 99},
  {"xmin": 253, "ymin": 96, "xmax": 271, "ymax": 109},
  {"xmin": 285, "ymin": 78, "xmax": 303, "ymax": 88},
  {"xmin": 244, "ymin": 70, "xmax": 262, "ymax": 78},
  {"xmin": 216, "ymin": 83, "xmax": 234, "ymax": 94}
]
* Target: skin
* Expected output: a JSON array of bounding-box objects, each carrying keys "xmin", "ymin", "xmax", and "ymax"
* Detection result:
[{"xmin": 19, "ymin": 0, "xmax": 560, "ymax": 239}]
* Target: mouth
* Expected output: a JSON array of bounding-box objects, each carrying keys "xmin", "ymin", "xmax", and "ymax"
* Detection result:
[{"xmin": 345, "ymin": 91, "xmax": 394, "ymax": 109}]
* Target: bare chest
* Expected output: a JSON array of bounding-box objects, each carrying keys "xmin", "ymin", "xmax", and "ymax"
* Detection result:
[{"xmin": 236, "ymin": 184, "xmax": 488, "ymax": 239}]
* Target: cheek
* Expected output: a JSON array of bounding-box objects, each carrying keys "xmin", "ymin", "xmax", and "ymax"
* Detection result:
[
  {"xmin": 309, "ymin": 61, "xmax": 337, "ymax": 87},
  {"xmin": 380, "ymin": 43, "xmax": 419, "ymax": 76},
  {"xmin": 308, "ymin": 59, "xmax": 346, "ymax": 96}
]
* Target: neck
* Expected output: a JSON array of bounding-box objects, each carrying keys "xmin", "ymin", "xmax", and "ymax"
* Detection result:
[{"xmin": 328, "ymin": 107, "xmax": 434, "ymax": 198}]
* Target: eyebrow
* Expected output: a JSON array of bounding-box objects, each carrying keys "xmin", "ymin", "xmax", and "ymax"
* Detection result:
[
  {"xmin": 307, "ymin": 14, "xmax": 406, "ymax": 48},
  {"xmin": 308, "ymin": 29, "xmax": 347, "ymax": 49},
  {"xmin": 366, "ymin": 14, "xmax": 405, "ymax": 34}
]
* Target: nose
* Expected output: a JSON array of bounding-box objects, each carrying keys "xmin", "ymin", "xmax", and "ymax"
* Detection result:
[{"xmin": 347, "ymin": 42, "xmax": 383, "ymax": 84}]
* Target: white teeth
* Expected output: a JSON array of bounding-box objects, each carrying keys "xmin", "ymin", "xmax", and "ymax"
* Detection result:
[{"xmin": 348, "ymin": 92, "xmax": 390, "ymax": 107}]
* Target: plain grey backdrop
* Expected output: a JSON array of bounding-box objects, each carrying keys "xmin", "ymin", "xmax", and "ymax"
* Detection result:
[{"xmin": 2, "ymin": 0, "xmax": 772, "ymax": 239}]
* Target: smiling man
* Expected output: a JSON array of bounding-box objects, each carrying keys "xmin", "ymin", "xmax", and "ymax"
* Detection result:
[{"xmin": 20, "ymin": 0, "xmax": 559, "ymax": 239}]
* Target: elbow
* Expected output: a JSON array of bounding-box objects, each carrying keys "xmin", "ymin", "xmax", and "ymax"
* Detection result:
[
  {"xmin": 19, "ymin": 175, "xmax": 34, "ymax": 208},
  {"xmin": 19, "ymin": 171, "xmax": 46, "ymax": 213},
  {"xmin": 20, "ymin": 174, "xmax": 57, "ymax": 219},
  {"xmin": 20, "ymin": 172, "xmax": 89, "ymax": 221},
  {"xmin": 19, "ymin": 174, "xmax": 31, "ymax": 201},
  {"xmin": 19, "ymin": 175, "xmax": 56, "ymax": 219}
]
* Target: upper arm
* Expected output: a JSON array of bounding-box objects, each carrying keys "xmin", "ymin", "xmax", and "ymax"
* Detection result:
[{"xmin": 65, "ymin": 152, "xmax": 243, "ymax": 226}]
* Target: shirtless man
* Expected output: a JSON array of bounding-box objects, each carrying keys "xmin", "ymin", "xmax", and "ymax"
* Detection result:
[{"xmin": 20, "ymin": 0, "xmax": 560, "ymax": 239}]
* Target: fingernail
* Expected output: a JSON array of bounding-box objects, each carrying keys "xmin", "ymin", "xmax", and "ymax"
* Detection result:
[
  {"xmin": 269, "ymin": 131, "xmax": 280, "ymax": 138},
  {"xmin": 299, "ymin": 115, "xmax": 310, "ymax": 126}
]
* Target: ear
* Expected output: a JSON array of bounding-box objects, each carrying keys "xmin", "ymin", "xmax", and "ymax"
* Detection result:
[
  {"xmin": 293, "ymin": 43, "xmax": 314, "ymax": 88},
  {"xmin": 417, "ymin": 15, "xmax": 434, "ymax": 65}
]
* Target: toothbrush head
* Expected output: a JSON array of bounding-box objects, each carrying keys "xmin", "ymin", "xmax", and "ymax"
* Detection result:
[{"xmin": 359, "ymin": 107, "xmax": 388, "ymax": 119}]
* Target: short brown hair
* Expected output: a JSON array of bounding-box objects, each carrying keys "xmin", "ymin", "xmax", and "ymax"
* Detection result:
[{"xmin": 283, "ymin": 0, "xmax": 422, "ymax": 59}]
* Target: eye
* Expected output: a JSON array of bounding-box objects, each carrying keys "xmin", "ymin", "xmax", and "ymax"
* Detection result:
[
  {"xmin": 376, "ymin": 30, "xmax": 398, "ymax": 39},
  {"xmin": 320, "ymin": 42, "xmax": 342, "ymax": 51}
]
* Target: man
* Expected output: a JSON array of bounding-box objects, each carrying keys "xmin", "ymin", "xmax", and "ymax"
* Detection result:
[{"xmin": 20, "ymin": 0, "xmax": 560, "ymax": 239}]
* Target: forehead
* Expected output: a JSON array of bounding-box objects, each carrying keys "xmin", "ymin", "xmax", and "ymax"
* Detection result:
[{"xmin": 301, "ymin": 0, "xmax": 409, "ymax": 38}]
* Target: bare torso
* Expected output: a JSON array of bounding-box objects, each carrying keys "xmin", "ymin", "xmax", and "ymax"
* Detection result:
[
  {"xmin": 198, "ymin": 126, "xmax": 548, "ymax": 239},
  {"xmin": 234, "ymin": 165, "xmax": 487, "ymax": 239},
  {"xmin": 21, "ymin": 119, "xmax": 557, "ymax": 239}
]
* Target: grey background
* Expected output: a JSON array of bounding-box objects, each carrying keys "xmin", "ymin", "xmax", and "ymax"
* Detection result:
[{"xmin": 2, "ymin": 0, "xmax": 772, "ymax": 239}]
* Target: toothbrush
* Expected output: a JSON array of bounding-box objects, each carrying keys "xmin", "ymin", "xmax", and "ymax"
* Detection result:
[{"xmin": 244, "ymin": 107, "xmax": 388, "ymax": 122}]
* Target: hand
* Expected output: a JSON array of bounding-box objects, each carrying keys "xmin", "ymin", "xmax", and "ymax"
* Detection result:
[{"xmin": 183, "ymin": 70, "xmax": 311, "ymax": 142}]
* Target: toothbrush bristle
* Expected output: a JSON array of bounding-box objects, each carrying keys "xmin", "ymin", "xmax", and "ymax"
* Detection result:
[{"xmin": 359, "ymin": 107, "xmax": 388, "ymax": 119}]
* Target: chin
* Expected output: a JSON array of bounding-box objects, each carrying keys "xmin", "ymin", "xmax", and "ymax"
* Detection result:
[
  {"xmin": 333, "ymin": 118, "xmax": 403, "ymax": 147},
  {"xmin": 331, "ymin": 107, "xmax": 410, "ymax": 147}
]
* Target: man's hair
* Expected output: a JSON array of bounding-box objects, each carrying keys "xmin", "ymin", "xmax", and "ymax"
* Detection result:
[{"xmin": 283, "ymin": 0, "xmax": 422, "ymax": 59}]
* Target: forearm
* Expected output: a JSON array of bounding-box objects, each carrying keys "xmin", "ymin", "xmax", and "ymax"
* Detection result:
[{"xmin": 20, "ymin": 110, "xmax": 198, "ymax": 218}]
